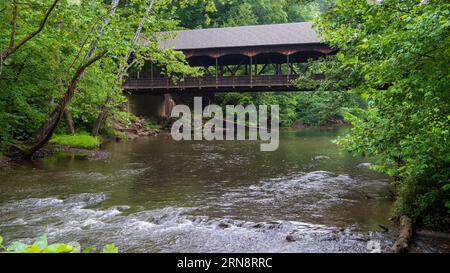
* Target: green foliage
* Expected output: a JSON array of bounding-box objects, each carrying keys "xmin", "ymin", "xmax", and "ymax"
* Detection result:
[
  {"xmin": 102, "ymin": 244, "xmax": 119, "ymax": 253},
  {"xmin": 216, "ymin": 90, "xmax": 356, "ymax": 127},
  {"xmin": 295, "ymin": 91, "xmax": 358, "ymax": 126},
  {"xmin": 50, "ymin": 133, "xmax": 100, "ymax": 148},
  {"xmin": 0, "ymin": 234, "xmax": 119, "ymax": 253},
  {"xmin": 316, "ymin": 0, "xmax": 450, "ymax": 228},
  {"xmin": 2, "ymin": 234, "xmax": 76, "ymax": 253},
  {"xmin": 0, "ymin": 0, "xmax": 203, "ymax": 152},
  {"xmin": 144, "ymin": 119, "xmax": 162, "ymax": 133},
  {"xmin": 174, "ymin": 0, "xmax": 334, "ymax": 28}
]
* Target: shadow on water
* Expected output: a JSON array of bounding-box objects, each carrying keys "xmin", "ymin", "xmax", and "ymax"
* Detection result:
[{"xmin": 0, "ymin": 126, "xmax": 449, "ymax": 252}]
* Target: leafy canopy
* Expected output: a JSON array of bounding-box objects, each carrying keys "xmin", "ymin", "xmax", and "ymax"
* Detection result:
[{"xmin": 315, "ymin": 0, "xmax": 450, "ymax": 227}]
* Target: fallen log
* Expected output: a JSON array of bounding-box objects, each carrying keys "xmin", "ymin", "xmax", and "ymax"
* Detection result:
[{"xmin": 390, "ymin": 215, "xmax": 413, "ymax": 253}]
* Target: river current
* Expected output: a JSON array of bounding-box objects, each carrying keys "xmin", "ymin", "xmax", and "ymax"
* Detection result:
[{"xmin": 0, "ymin": 128, "xmax": 448, "ymax": 252}]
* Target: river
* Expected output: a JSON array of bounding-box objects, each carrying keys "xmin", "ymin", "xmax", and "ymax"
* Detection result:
[{"xmin": 0, "ymin": 127, "xmax": 448, "ymax": 252}]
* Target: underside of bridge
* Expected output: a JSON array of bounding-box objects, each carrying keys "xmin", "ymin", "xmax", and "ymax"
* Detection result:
[{"xmin": 123, "ymin": 23, "xmax": 336, "ymax": 94}]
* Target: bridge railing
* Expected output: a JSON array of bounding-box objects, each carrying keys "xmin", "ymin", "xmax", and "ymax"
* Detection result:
[{"xmin": 123, "ymin": 75, "xmax": 300, "ymax": 91}]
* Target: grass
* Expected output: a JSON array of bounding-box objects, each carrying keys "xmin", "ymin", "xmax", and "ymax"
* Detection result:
[{"xmin": 50, "ymin": 133, "xmax": 100, "ymax": 149}]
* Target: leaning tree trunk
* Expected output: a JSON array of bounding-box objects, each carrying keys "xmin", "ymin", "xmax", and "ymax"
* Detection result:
[
  {"xmin": 64, "ymin": 109, "xmax": 75, "ymax": 135},
  {"xmin": 91, "ymin": 0, "xmax": 155, "ymax": 137},
  {"xmin": 18, "ymin": 52, "xmax": 107, "ymax": 159},
  {"xmin": 91, "ymin": 96, "xmax": 112, "ymax": 137},
  {"xmin": 32, "ymin": 0, "xmax": 121, "ymax": 142},
  {"xmin": 13, "ymin": 0, "xmax": 121, "ymax": 159}
]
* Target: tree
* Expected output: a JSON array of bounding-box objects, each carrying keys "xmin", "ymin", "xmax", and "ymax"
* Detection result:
[
  {"xmin": 315, "ymin": 0, "xmax": 450, "ymax": 228},
  {"xmin": 35, "ymin": 0, "xmax": 121, "ymax": 140},
  {"xmin": 0, "ymin": 0, "xmax": 201, "ymax": 157},
  {"xmin": 1, "ymin": 0, "xmax": 60, "ymax": 66},
  {"xmin": 91, "ymin": 0, "xmax": 156, "ymax": 137}
]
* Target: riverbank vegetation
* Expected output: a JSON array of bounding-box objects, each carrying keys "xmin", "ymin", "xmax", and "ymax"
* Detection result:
[
  {"xmin": 314, "ymin": 0, "xmax": 450, "ymax": 230},
  {"xmin": 177, "ymin": 0, "xmax": 450, "ymax": 230},
  {"xmin": 0, "ymin": 0, "xmax": 199, "ymax": 158},
  {"xmin": 49, "ymin": 133, "xmax": 99, "ymax": 149}
]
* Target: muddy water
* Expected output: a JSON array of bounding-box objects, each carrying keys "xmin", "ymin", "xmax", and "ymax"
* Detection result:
[{"xmin": 0, "ymin": 128, "xmax": 447, "ymax": 252}]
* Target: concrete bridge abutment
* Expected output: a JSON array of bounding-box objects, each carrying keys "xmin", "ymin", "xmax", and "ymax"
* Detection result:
[{"xmin": 126, "ymin": 94, "xmax": 176, "ymax": 118}]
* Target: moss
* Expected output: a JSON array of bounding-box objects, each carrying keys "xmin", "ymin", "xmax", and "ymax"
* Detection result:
[{"xmin": 50, "ymin": 133, "xmax": 100, "ymax": 149}]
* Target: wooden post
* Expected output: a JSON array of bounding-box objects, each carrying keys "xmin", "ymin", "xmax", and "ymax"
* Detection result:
[
  {"xmin": 275, "ymin": 63, "xmax": 280, "ymax": 75},
  {"xmin": 150, "ymin": 62, "xmax": 153, "ymax": 83},
  {"xmin": 250, "ymin": 56, "xmax": 253, "ymax": 88},
  {"xmin": 215, "ymin": 58, "xmax": 218, "ymax": 88},
  {"xmin": 287, "ymin": 55, "xmax": 290, "ymax": 86}
]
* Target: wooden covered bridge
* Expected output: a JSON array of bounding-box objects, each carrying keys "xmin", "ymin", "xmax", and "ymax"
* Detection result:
[{"xmin": 123, "ymin": 22, "xmax": 335, "ymax": 94}]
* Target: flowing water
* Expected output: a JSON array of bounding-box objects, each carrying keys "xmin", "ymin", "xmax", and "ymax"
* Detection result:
[{"xmin": 0, "ymin": 127, "xmax": 448, "ymax": 252}]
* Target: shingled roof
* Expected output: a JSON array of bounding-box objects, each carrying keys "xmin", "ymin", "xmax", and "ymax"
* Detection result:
[{"xmin": 159, "ymin": 22, "xmax": 321, "ymax": 50}]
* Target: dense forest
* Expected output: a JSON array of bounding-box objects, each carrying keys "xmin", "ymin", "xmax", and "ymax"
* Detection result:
[{"xmin": 0, "ymin": 0, "xmax": 449, "ymax": 233}]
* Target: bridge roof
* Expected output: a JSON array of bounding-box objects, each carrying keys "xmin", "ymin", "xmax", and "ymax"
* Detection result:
[{"xmin": 159, "ymin": 22, "xmax": 321, "ymax": 50}]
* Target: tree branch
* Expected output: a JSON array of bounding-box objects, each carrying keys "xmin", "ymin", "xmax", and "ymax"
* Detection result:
[
  {"xmin": 70, "ymin": 51, "xmax": 108, "ymax": 89},
  {"xmin": 1, "ymin": 0, "xmax": 60, "ymax": 60},
  {"xmin": 21, "ymin": 50, "xmax": 108, "ymax": 158},
  {"xmin": 9, "ymin": 0, "xmax": 17, "ymax": 49}
]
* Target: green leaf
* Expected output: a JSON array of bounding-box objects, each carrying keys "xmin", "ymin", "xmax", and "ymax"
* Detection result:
[
  {"xmin": 44, "ymin": 243, "xmax": 76, "ymax": 253},
  {"xmin": 6, "ymin": 242, "xmax": 29, "ymax": 253},
  {"xmin": 0, "ymin": 236, "xmax": 3, "ymax": 246},
  {"xmin": 102, "ymin": 244, "xmax": 119, "ymax": 253},
  {"xmin": 81, "ymin": 246, "xmax": 94, "ymax": 253},
  {"xmin": 33, "ymin": 234, "xmax": 48, "ymax": 250},
  {"xmin": 23, "ymin": 245, "xmax": 41, "ymax": 253}
]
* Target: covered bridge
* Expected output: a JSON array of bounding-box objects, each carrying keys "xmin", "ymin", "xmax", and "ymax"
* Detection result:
[{"xmin": 124, "ymin": 22, "xmax": 335, "ymax": 93}]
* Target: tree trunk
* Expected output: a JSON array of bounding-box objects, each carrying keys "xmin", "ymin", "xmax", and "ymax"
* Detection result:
[
  {"xmin": 390, "ymin": 216, "xmax": 413, "ymax": 253},
  {"xmin": 32, "ymin": 0, "xmax": 121, "ymax": 142},
  {"xmin": 64, "ymin": 109, "xmax": 75, "ymax": 135},
  {"xmin": 91, "ymin": 0, "xmax": 155, "ymax": 137},
  {"xmin": 91, "ymin": 96, "xmax": 111, "ymax": 136},
  {"xmin": 17, "ymin": 51, "xmax": 107, "ymax": 159}
]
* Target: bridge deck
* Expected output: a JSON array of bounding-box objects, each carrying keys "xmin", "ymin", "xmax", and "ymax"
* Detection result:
[{"xmin": 123, "ymin": 75, "xmax": 316, "ymax": 93}]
